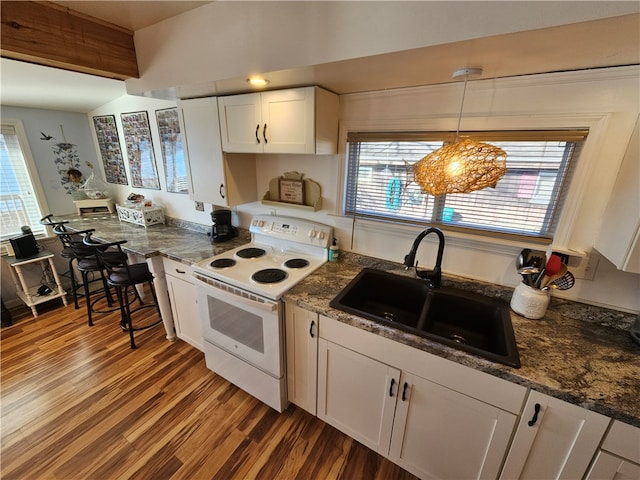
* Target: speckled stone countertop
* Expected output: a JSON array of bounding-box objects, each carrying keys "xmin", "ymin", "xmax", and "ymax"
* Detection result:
[
  {"xmin": 54, "ymin": 213, "xmax": 251, "ymax": 262},
  {"xmin": 283, "ymin": 253, "xmax": 640, "ymax": 428},
  {"xmin": 56, "ymin": 214, "xmax": 639, "ymax": 427}
]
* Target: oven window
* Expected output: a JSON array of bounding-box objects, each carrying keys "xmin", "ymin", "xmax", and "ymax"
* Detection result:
[{"xmin": 208, "ymin": 296, "xmax": 265, "ymax": 353}]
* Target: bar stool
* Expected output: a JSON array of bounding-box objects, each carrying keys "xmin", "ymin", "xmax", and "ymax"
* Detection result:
[
  {"xmin": 48, "ymin": 222, "xmax": 95, "ymax": 309},
  {"xmin": 83, "ymin": 233, "xmax": 162, "ymax": 349},
  {"xmin": 41, "ymin": 215, "xmax": 78, "ymax": 305},
  {"xmin": 53, "ymin": 225, "xmax": 126, "ymax": 326}
]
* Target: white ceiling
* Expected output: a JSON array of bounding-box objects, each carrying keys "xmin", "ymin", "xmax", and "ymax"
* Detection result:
[{"xmin": 1, "ymin": 2, "xmax": 639, "ymax": 113}]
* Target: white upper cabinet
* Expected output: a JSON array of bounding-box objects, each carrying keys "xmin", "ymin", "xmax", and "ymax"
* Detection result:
[
  {"xmin": 218, "ymin": 86, "xmax": 339, "ymax": 154},
  {"xmin": 178, "ymin": 97, "xmax": 257, "ymax": 207},
  {"xmin": 595, "ymin": 115, "xmax": 640, "ymax": 273}
]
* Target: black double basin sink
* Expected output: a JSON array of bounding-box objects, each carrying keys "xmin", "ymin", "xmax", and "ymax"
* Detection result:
[{"xmin": 329, "ymin": 268, "xmax": 521, "ymax": 368}]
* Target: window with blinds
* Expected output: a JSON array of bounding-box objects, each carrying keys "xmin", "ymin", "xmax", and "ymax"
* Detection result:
[
  {"xmin": 1, "ymin": 123, "xmax": 46, "ymax": 241},
  {"xmin": 345, "ymin": 130, "xmax": 587, "ymax": 242}
]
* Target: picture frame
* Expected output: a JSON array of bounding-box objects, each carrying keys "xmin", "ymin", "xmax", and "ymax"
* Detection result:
[
  {"xmin": 155, "ymin": 108, "xmax": 187, "ymax": 194},
  {"xmin": 92, "ymin": 115, "xmax": 128, "ymax": 185},
  {"xmin": 279, "ymin": 178, "xmax": 305, "ymax": 205},
  {"xmin": 120, "ymin": 111, "xmax": 160, "ymax": 190}
]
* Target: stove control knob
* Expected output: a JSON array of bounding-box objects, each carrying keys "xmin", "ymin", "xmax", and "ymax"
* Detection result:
[
  {"xmin": 309, "ymin": 229, "xmax": 317, "ymax": 239},
  {"xmin": 318, "ymin": 231, "xmax": 326, "ymax": 240}
]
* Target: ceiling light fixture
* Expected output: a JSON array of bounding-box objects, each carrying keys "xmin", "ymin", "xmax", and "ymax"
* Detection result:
[
  {"xmin": 413, "ymin": 68, "xmax": 507, "ymax": 196},
  {"xmin": 247, "ymin": 77, "xmax": 269, "ymax": 87}
]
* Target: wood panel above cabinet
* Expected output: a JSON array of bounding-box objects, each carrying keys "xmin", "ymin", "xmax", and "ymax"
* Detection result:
[{"xmin": 218, "ymin": 87, "xmax": 339, "ymax": 154}]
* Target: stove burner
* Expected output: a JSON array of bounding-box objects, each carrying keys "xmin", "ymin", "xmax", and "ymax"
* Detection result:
[
  {"xmin": 252, "ymin": 268, "xmax": 287, "ymax": 284},
  {"xmin": 237, "ymin": 247, "xmax": 267, "ymax": 259},
  {"xmin": 209, "ymin": 258, "xmax": 236, "ymax": 268},
  {"xmin": 284, "ymin": 258, "xmax": 310, "ymax": 269}
]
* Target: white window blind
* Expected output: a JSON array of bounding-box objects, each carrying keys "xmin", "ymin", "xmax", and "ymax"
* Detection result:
[
  {"xmin": 345, "ymin": 130, "xmax": 587, "ymax": 242},
  {"xmin": 1, "ymin": 123, "xmax": 46, "ymax": 241}
]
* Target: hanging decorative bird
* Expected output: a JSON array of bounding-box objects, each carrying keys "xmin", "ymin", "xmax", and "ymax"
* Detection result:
[{"xmin": 40, "ymin": 132, "xmax": 55, "ymax": 141}]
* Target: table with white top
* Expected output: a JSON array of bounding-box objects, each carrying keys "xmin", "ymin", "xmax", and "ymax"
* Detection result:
[{"xmin": 4, "ymin": 250, "xmax": 67, "ymax": 317}]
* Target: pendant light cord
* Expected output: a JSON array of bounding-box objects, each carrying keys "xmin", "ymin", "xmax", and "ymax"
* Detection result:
[{"xmin": 455, "ymin": 74, "xmax": 469, "ymax": 142}]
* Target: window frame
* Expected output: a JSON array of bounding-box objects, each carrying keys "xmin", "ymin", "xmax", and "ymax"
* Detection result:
[
  {"xmin": 1, "ymin": 119, "xmax": 50, "ymax": 243},
  {"xmin": 342, "ymin": 129, "xmax": 588, "ymax": 245}
]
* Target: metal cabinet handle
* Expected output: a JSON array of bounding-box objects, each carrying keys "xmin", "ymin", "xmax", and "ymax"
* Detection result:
[
  {"xmin": 255, "ymin": 124, "xmax": 260, "ymax": 144},
  {"xmin": 528, "ymin": 403, "xmax": 541, "ymax": 426},
  {"xmin": 402, "ymin": 382, "xmax": 409, "ymax": 401},
  {"xmin": 175, "ymin": 269, "xmax": 186, "ymax": 274},
  {"xmin": 389, "ymin": 378, "xmax": 395, "ymax": 397},
  {"xmin": 263, "ymin": 124, "xmax": 268, "ymax": 144},
  {"xmin": 219, "ymin": 183, "xmax": 225, "ymax": 199},
  {"xmin": 309, "ymin": 320, "xmax": 315, "ymax": 338}
]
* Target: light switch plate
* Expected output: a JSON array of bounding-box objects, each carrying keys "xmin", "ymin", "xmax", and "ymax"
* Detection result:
[{"xmin": 195, "ymin": 201, "xmax": 204, "ymax": 211}]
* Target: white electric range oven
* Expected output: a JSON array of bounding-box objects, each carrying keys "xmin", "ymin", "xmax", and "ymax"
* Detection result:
[{"xmin": 191, "ymin": 215, "xmax": 333, "ymax": 412}]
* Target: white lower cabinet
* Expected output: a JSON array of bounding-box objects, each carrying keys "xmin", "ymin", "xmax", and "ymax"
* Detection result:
[
  {"xmin": 500, "ymin": 390, "xmax": 611, "ymax": 480},
  {"xmin": 286, "ymin": 310, "xmax": 634, "ymax": 480},
  {"xmin": 315, "ymin": 314, "xmax": 525, "ymax": 480},
  {"xmin": 317, "ymin": 339, "xmax": 400, "ymax": 454},
  {"xmin": 586, "ymin": 452, "xmax": 640, "ymax": 480},
  {"xmin": 164, "ymin": 258, "xmax": 202, "ymax": 351},
  {"xmin": 389, "ymin": 373, "xmax": 517, "ymax": 479},
  {"xmin": 285, "ymin": 303, "xmax": 319, "ymax": 415},
  {"xmin": 585, "ymin": 420, "xmax": 640, "ymax": 480}
]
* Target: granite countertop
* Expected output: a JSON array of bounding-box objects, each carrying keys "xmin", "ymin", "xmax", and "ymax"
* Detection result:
[
  {"xmin": 56, "ymin": 213, "xmax": 639, "ymax": 427},
  {"xmin": 283, "ymin": 253, "xmax": 640, "ymax": 428},
  {"xmin": 55, "ymin": 213, "xmax": 251, "ymax": 262}
]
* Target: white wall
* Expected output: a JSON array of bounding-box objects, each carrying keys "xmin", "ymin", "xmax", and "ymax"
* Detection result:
[
  {"xmin": 87, "ymin": 95, "xmax": 212, "ymax": 226},
  {"xmin": 127, "ymin": 1, "xmax": 640, "ymax": 96},
  {"xmin": 1, "ymin": 106, "xmax": 100, "ymax": 215},
  {"xmin": 235, "ymin": 66, "xmax": 640, "ymax": 313}
]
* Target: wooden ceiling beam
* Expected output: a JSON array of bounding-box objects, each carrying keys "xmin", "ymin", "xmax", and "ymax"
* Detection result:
[{"xmin": 1, "ymin": 1, "xmax": 138, "ymax": 80}]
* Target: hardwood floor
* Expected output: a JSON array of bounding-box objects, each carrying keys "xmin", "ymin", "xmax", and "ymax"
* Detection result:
[{"xmin": 1, "ymin": 296, "xmax": 417, "ymax": 479}]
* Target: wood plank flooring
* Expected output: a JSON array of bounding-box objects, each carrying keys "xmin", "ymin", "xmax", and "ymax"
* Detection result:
[{"xmin": 1, "ymin": 296, "xmax": 417, "ymax": 479}]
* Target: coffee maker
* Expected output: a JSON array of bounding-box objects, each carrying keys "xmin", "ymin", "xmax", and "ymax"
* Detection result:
[{"xmin": 210, "ymin": 208, "xmax": 238, "ymax": 243}]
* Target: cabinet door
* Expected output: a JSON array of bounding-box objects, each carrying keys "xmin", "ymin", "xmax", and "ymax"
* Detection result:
[
  {"xmin": 317, "ymin": 339, "xmax": 400, "ymax": 454},
  {"xmin": 178, "ymin": 97, "xmax": 227, "ymax": 205},
  {"xmin": 285, "ymin": 304, "xmax": 318, "ymax": 415},
  {"xmin": 500, "ymin": 390, "xmax": 610, "ymax": 480},
  {"xmin": 586, "ymin": 451, "xmax": 640, "ymax": 480},
  {"xmin": 595, "ymin": 114, "xmax": 640, "ymax": 273},
  {"xmin": 389, "ymin": 373, "xmax": 517, "ymax": 480},
  {"xmin": 261, "ymin": 87, "xmax": 315, "ymax": 154},
  {"xmin": 165, "ymin": 261, "xmax": 202, "ymax": 351},
  {"xmin": 218, "ymin": 93, "xmax": 263, "ymax": 153}
]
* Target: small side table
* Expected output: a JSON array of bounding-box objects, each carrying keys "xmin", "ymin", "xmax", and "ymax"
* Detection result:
[{"xmin": 4, "ymin": 250, "xmax": 68, "ymax": 317}]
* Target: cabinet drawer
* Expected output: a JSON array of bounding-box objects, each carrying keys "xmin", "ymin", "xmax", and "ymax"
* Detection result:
[
  {"xmin": 602, "ymin": 420, "xmax": 640, "ymax": 464},
  {"xmin": 163, "ymin": 258, "xmax": 192, "ymax": 278}
]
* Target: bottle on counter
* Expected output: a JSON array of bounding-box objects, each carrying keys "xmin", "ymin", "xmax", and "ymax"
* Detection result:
[{"xmin": 329, "ymin": 238, "xmax": 340, "ymax": 262}]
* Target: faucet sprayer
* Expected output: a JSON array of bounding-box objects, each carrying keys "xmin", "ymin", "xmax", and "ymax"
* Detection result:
[{"xmin": 403, "ymin": 227, "xmax": 445, "ymax": 288}]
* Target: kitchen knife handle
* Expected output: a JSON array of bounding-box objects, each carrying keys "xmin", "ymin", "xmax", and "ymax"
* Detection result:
[
  {"xmin": 263, "ymin": 124, "xmax": 268, "ymax": 144},
  {"xmin": 528, "ymin": 403, "xmax": 541, "ymax": 426},
  {"xmin": 255, "ymin": 124, "xmax": 260, "ymax": 144}
]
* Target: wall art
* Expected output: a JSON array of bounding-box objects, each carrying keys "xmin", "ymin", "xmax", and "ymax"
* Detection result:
[
  {"xmin": 155, "ymin": 108, "xmax": 188, "ymax": 194},
  {"xmin": 92, "ymin": 115, "xmax": 128, "ymax": 185},
  {"xmin": 121, "ymin": 111, "xmax": 160, "ymax": 190}
]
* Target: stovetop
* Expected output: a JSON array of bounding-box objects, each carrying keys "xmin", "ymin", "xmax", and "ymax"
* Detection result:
[{"xmin": 192, "ymin": 215, "xmax": 333, "ymax": 300}]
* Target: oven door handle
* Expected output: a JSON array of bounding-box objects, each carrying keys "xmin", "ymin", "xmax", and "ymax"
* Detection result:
[{"xmin": 193, "ymin": 274, "xmax": 278, "ymax": 313}]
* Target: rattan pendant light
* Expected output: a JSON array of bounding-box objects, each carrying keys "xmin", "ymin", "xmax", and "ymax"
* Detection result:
[{"xmin": 413, "ymin": 68, "xmax": 507, "ymax": 196}]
